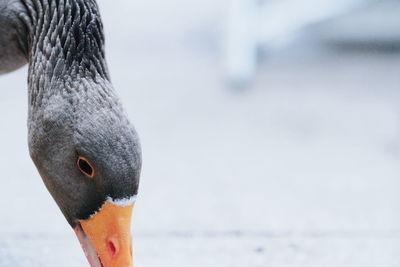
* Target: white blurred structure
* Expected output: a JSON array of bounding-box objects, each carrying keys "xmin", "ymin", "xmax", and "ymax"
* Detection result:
[{"xmin": 225, "ymin": 0, "xmax": 376, "ymax": 86}]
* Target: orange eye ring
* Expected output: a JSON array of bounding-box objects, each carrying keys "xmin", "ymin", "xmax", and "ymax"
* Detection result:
[{"xmin": 77, "ymin": 156, "xmax": 95, "ymax": 178}]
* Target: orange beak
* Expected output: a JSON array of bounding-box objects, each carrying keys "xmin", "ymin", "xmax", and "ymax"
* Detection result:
[{"xmin": 74, "ymin": 201, "xmax": 134, "ymax": 267}]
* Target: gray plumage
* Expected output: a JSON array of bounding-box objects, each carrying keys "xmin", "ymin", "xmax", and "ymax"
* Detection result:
[{"xmin": 0, "ymin": 0, "xmax": 141, "ymax": 226}]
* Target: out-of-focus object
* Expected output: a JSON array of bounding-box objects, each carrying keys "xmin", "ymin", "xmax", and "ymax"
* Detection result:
[
  {"xmin": 225, "ymin": 0, "xmax": 260, "ymax": 88},
  {"xmin": 224, "ymin": 0, "xmax": 399, "ymax": 87},
  {"xmin": 315, "ymin": 0, "xmax": 400, "ymax": 49}
]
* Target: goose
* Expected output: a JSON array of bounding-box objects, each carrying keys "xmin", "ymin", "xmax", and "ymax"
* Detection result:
[{"xmin": 0, "ymin": 0, "xmax": 141, "ymax": 266}]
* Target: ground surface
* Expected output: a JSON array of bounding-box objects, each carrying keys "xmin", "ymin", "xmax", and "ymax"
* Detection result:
[{"xmin": 0, "ymin": 0, "xmax": 399, "ymax": 266}]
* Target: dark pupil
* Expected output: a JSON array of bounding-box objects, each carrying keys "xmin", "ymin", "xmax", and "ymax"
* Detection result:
[{"xmin": 79, "ymin": 159, "xmax": 93, "ymax": 176}]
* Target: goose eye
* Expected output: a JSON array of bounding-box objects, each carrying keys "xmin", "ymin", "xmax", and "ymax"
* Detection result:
[{"xmin": 77, "ymin": 157, "xmax": 95, "ymax": 178}]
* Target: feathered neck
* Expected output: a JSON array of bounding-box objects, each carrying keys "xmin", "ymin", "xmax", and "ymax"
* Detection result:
[{"xmin": 17, "ymin": 0, "xmax": 111, "ymax": 108}]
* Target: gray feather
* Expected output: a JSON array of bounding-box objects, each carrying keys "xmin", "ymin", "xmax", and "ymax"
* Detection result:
[{"xmin": 0, "ymin": 0, "xmax": 141, "ymax": 226}]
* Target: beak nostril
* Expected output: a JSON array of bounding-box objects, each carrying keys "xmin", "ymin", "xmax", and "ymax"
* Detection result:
[{"xmin": 107, "ymin": 238, "xmax": 118, "ymax": 258}]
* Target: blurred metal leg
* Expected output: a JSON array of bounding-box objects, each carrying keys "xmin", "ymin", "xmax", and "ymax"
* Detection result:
[
  {"xmin": 225, "ymin": 0, "xmax": 375, "ymax": 88},
  {"xmin": 225, "ymin": 0, "xmax": 260, "ymax": 88}
]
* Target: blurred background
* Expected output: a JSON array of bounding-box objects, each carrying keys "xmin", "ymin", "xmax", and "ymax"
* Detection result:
[{"xmin": 0, "ymin": 0, "xmax": 400, "ymax": 266}]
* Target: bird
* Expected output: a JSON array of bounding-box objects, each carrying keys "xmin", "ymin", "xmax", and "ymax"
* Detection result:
[{"xmin": 0, "ymin": 0, "xmax": 142, "ymax": 266}]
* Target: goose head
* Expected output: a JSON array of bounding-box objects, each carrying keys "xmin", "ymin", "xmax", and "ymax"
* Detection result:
[
  {"xmin": 28, "ymin": 77, "xmax": 142, "ymax": 267},
  {"xmin": 0, "ymin": 0, "xmax": 141, "ymax": 264},
  {"xmin": 0, "ymin": 0, "xmax": 144, "ymax": 266}
]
